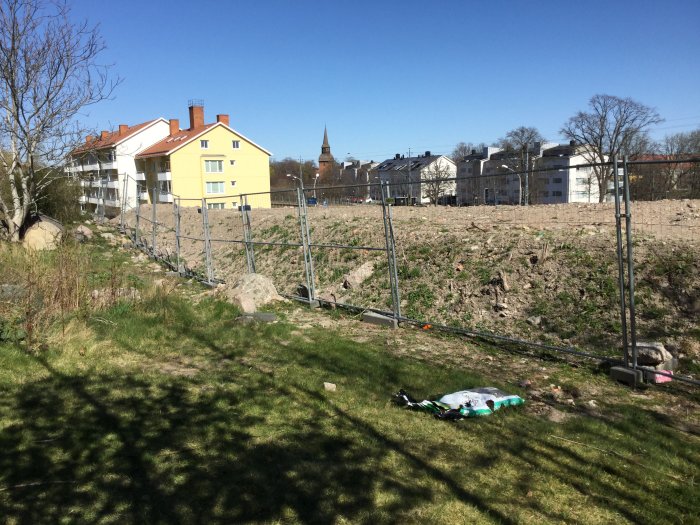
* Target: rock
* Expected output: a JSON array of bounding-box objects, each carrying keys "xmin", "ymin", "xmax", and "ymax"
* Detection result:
[
  {"xmin": 222, "ymin": 273, "xmax": 283, "ymax": 313},
  {"xmin": 635, "ymin": 341, "xmax": 673, "ymax": 366},
  {"xmin": 22, "ymin": 215, "xmax": 63, "ymax": 251},
  {"xmin": 0, "ymin": 284, "xmax": 26, "ymax": 301},
  {"xmin": 73, "ymin": 224, "xmax": 93, "ymax": 242},
  {"xmin": 587, "ymin": 400, "xmax": 598, "ymax": 408},
  {"xmin": 494, "ymin": 302, "xmax": 508, "ymax": 312},
  {"xmin": 518, "ymin": 379, "xmax": 532, "ymax": 389},
  {"xmin": 100, "ymin": 232, "xmax": 116, "ymax": 243},
  {"xmin": 526, "ymin": 316, "xmax": 542, "ymax": 327},
  {"xmin": 343, "ymin": 261, "xmax": 374, "ymax": 289},
  {"xmin": 498, "ymin": 270, "xmax": 510, "ymax": 292},
  {"xmin": 324, "ymin": 382, "xmax": 337, "ymax": 392}
]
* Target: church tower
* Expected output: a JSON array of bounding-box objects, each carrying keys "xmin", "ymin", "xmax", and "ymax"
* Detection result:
[{"xmin": 318, "ymin": 126, "xmax": 334, "ymax": 178}]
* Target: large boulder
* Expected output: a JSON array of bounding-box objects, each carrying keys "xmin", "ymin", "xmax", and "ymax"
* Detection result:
[
  {"xmin": 22, "ymin": 215, "xmax": 64, "ymax": 251},
  {"xmin": 73, "ymin": 224, "xmax": 93, "ymax": 242},
  {"xmin": 223, "ymin": 273, "xmax": 283, "ymax": 313},
  {"xmin": 635, "ymin": 341, "xmax": 673, "ymax": 366},
  {"xmin": 343, "ymin": 261, "xmax": 375, "ymax": 289}
]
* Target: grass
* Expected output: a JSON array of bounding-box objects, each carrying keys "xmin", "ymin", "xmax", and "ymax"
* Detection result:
[{"xmin": 0, "ymin": 236, "xmax": 698, "ymax": 523}]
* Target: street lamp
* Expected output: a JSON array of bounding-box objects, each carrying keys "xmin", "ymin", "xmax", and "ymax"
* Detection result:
[
  {"xmin": 286, "ymin": 173, "xmax": 304, "ymax": 191},
  {"xmin": 500, "ymin": 165, "xmax": 522, "ymax": 206},
  {"xmin": 313, "ymin": 173, "xmax": 320, "ymax": 200}
]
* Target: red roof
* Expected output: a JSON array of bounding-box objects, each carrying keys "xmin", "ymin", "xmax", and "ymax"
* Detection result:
[
  {"xmin": 136, "ymin": 123, "xmax": 217, "ymax": 158},
  {"xmin": 72, "ymin": 120, "xmax": 161, "ymax": 153}
]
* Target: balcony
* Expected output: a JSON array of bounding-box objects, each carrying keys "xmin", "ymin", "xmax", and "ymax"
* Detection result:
[
  {"xmin": 66, "ymin": 165, "xmax": 82, "ymax": 173},
  {"xmin": 90, "ymin": 179, "xmax": 119, "ymax": 188},
  {"xmin": 80, "ymin": 180, "xmax": 90, "ymax": 187},
  {"xmin": 138, "ymin": 191, "xmax": 149, "ymax": 201},
  {"xmin": 104, "ymin": 198, "xmax": 121, "ymax": 208},
  {"xmin": 87, "ymin": 196, "xmax": 100, "ymax": 204},
  {"xmin": 157, "ymin": 192, "xmax": 174, "ymax": 203},
  {"xmin": 78, "ymin": 195, "xmax": 87, "ymax": 204},
  {"xmin": 157, "ymin": 171, "xmax": 172, "ymax": 181},
  {"xmin": 135, "ymin": 172, "xmax": 146, "ymax": 181}
]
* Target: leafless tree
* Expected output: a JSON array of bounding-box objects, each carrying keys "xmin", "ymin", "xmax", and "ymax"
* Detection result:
[
  {"xmin": 451, "ymin": 142, "xmax": 474, "ymax": 163},
  {"xmin": 0, "ymin": 0, "xmax": 118, "ymax": 240},
  {"xmin": 561, "ymin": 94, "xmax": 662, "ymax": 202},
  {"xmin": 422, "ymin": 160, "xmax": 454, "ymax": 205}
]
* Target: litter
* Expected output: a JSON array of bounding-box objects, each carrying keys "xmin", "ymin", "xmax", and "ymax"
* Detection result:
[{"xmin": 393, "ymin": 387, "xmax": 524, "ymax": 419}]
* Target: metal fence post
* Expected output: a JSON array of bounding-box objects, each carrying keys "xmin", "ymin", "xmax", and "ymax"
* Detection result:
[
  {"xmin": 380, "ymin": 181, "xmax": 402, "ymax": 320},
  {"xmin": 612, "ymin": 156, "xmax": 630, "ymax": 367},
  {"xmin": 120, "ymin": 173, "xmax": 128, "ymax": 233},
  {"xmin": 240, "ymin": 194, "xmax": 256, "ymax": 273},
  {"xmin": 174, "ymin": 197, "xmax": 182, "ymax": 275},
  {"xmin": 296, "ymin": 187, "xmax": 316, "ymax": 303},
  {"xmin": 623, "ymin": 156, "xmax": 639, "ymax": 371},
  {"xmin": 201, "ymin": 198, "xmax": 214, "ymax": 284},
  {"xmin": 134, "ymin": 199, "xmax": 141, "ymax": 248},
  {"xmin": 151, "ymin": 182, "xmax": 158, "ymax": 257}
]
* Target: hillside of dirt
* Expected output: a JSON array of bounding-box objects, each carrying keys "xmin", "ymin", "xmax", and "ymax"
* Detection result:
[{"xmin": 120, "ymin": 199, "xmax": 700, "ymax": 373}]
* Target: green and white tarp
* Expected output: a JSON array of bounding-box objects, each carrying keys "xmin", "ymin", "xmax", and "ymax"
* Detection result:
[{"xmin": 394, "ymin": 387, "xmax": 524, "ymax": 419}]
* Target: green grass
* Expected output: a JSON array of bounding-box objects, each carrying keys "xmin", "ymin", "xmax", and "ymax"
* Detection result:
[{"xmin": 0, "ymin": 239, "xmax": 698, "ymax": 523}]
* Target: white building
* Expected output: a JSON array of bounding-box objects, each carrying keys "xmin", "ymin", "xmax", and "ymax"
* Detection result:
[
  {"xmin": 534, "ymin": 142, "xmax": 600, "ymax": 204},
  {"xmin": 371, "ymin": 152, "xmax": 457, "ymax": 204},
  {"xmin": 66, "ymin": 119, "xmax": 170, "ymax": 217},
  {"xmin": 455, "ymin": 146, "xmax": 503, "ymax": 205}
]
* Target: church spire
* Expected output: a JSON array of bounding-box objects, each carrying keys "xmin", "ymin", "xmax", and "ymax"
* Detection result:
[{"xmin": 318, "ymin": 125, "xmax": 334, "ymax": 177}]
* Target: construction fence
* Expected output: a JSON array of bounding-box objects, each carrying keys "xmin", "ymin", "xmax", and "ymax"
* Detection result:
[{"xmin": 109, "ymin": 157, "xmax": 699, "ymax": 386}]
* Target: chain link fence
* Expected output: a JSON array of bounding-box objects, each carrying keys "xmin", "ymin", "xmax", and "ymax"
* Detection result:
[{"xmin": 110, "ymin": 159, "xmax": 699, "ymax": 386}]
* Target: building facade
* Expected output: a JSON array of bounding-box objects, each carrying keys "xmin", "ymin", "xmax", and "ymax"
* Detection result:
[
  {"xmin": 136, "ymin": 103, "xmax": 272, "ymax": 210},
  {"xmin": 67, "ymin": 119, "xmax": 170, "ymax": 217},
  {"xmin": 371, "ymin": 152, "xmax": 457, "ymax": 204}
]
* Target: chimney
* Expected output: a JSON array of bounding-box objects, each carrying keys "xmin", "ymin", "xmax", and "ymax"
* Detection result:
[
  {"xmin": 395, "ymin": 153, "xmax": 400, "ymax": 160},
  {"xmin": 101, "ymin": 130, "xmax": 109, "ymax": 139},
  {"xmin": 216, "ymin": 114, "xmax": 229, "ymax": 126},
  {"xmin": 188, "ymin": 103, "xmax": 204, "ymax": 130},
  {"xmin": 169, "ymin": 119, "xmax": 180, "ymax": 135},
  {"xmin": 86, "ymin": 135, "xmax": 94, "ymax": 143},
  {"xmin": 569, "ymin": 140, "xmax": 576, "ymax": 146},
  {"xmin": 118, "ymin": 124, "xmax": 128, "ymax": 136},
  {"xmin": 425, "ymin": 151, "xmax": 431, "ymax": 157}
]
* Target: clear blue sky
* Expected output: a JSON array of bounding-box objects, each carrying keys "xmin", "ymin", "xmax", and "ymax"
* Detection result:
[{"xmin": 71, "ymin": 0, "xmax": 700, "ymax": 163}]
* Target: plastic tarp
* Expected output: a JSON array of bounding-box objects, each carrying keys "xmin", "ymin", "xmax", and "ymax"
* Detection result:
[{"xmin": 394, "ymin": 387, "xmax": 524, "ymax": 419}]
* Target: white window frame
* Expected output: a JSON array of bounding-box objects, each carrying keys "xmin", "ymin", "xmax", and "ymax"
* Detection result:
[
  {"xmin": 207, "ymin": 202, "xmax": 224, "ymax": 210},
  {"xmin": 206, "ymin": 181, "xmax": 225, "ymax": 194},
  {"xmin": 205, "ymin": 160, "xmax": 224, "ymax": 173},
  {"xmin": 201, "ymin": 139, "xmax": 209, "ymax": 149},
  {"xmin": 232, "ymin": 140, "xmax": 240, "ymax": 149}
]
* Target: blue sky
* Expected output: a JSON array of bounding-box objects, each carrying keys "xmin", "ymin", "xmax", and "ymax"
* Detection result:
[{"xmin": 71, "ymin": 0, "xmax": 700, "ymax": 163}]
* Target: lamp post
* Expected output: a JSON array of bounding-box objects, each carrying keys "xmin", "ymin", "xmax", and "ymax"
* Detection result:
[
  {"xmin": 313, "ymin": 173, "xmax": 320, "ymax": 200},
  {"xmin": 500, "ymin": 165, "xmax": 522, "ymax": 206}
]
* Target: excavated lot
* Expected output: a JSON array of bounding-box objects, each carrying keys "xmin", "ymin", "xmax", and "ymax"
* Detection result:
[{"xmin": 122, "ymin": 199, "xmax": 700, "ymax": 375}]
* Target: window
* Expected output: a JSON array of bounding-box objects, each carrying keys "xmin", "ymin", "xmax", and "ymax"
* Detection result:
[
  {"xmin": 232, "ymin": 140, "xmax": 240, "ymax": 149},
  {"xmin": 576, "ymin": 177, "xmax": 589, "ymax": 185},
  {"xmin": 553, "ymin": 177, "xmax": 562, "ymax": 184},
  {"xmin": 207, "ymin": 202, "xmax": 224, "ymax": 210},
  {"xmin": 552, "ymin": 191, "xmax": 562, "ymax": 197},
  {"xmin": 200, "ymin": 140, "xmax": 209, "ymax": 149},
  {"xmin": 206, "ymin": 181, "xmax": 225, "ymax": 194},
  {"xmin": 205, "ymin": 160, "xmax": 223, "ymax": 173}
]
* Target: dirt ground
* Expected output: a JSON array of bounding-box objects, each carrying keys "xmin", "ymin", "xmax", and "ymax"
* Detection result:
[{"xmin": 119, "ymin": 199, "xmax": 700, "ymax": 372}]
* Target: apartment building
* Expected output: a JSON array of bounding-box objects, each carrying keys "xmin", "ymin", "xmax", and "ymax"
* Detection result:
[
  {"xmin": 370, "ymin": 152, "xmax": 456, "ymax": 204},
  {"xmin": 135, "ymin": 102, "xmax": 272, "ymax": 209},
  {"xmin": 535, "ymin": 142, "xmax": 600, "ymax": 204},
  {"xmin": 67, "ymin": 119, "xmax": 170, "ymax": 217}
]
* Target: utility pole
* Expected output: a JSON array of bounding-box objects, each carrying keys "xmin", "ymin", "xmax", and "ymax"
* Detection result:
[
  {"xmin": 407, "ymin": 147, "xmax": 412, "ymax": 204},
  {"xmin": 524, "ymin": 146, "xmax": 530, "ymax": 206}
]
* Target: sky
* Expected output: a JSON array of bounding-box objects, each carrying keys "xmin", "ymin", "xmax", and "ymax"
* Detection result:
[{"xmin": 70, "ymin": 0, "xmax": 700, "ymax": 163}]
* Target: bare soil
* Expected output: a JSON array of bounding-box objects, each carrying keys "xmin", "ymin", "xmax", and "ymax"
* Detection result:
[{"xmin": 120, "ymin": 199, "xmax": 700, "ymax": 372}]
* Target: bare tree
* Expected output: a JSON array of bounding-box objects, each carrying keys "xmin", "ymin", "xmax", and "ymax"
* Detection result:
[
  {"xmin": 0, "ymin": 0, "xmax": 117, "ymax": 240},
  {"xmin": 451, "ymin": 142, "xmax": 473, "ymax": 163},
  {"xmin": 422, "ymin": 159, "xmax": 454, "ymax": 205},
  {"xmin": 561, "ymin": 94, "xmax": 662, "ymax": 202}
]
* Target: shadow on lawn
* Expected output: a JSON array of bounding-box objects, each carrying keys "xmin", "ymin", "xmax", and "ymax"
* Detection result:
[{"xmin": 0, "ymin": 318, "xmax": 518, "ymax": 525}]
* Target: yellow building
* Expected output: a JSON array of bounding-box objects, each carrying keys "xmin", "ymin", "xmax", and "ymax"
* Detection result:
[{"xmin": 136, "ymin": 102, "xmax": 271, "ymax": 209}]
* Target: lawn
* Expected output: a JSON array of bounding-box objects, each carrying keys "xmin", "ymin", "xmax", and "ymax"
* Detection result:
[{"xmin": 0, "ymin": 240, "xmax": 698, "ymax": 524}]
